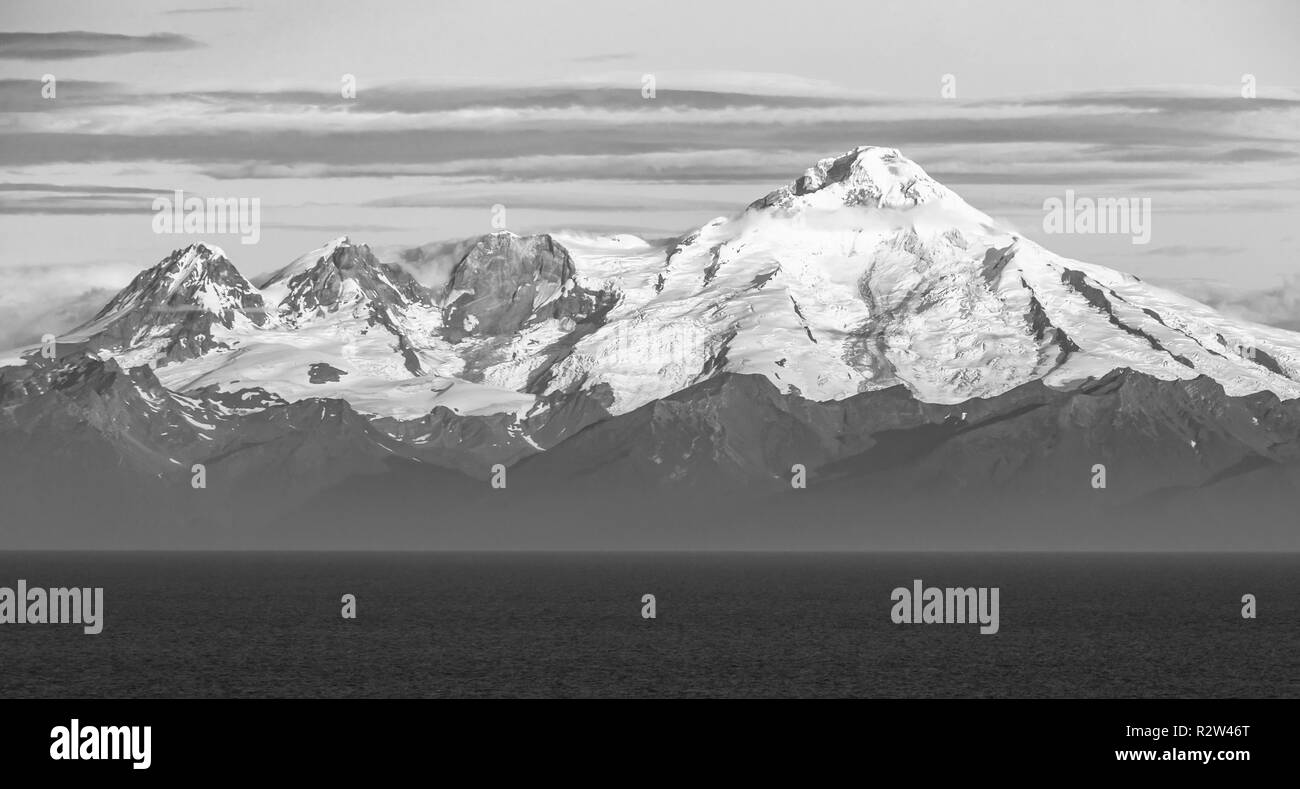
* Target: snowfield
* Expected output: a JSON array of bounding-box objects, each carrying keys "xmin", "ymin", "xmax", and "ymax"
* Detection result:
[
  {"xmin": 12, "ymin": 145, "xmax": 1300, "ymax": 420},
  {"xmin": 548, "ymin": 147, "xmax": 1300, "ymax": 410}
]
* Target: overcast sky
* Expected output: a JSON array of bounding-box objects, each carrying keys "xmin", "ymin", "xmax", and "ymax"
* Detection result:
[{"xmin": 1, "ymin": 0, "xmax": 1298, "ymax": 345}]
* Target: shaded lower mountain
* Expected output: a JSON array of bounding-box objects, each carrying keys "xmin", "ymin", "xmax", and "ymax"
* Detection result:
[
  {"xmin": 275, "ymin": 369, "xmax": 1300, "ymax": 550},
  {"xmin": 368, "ymin": 385, "xmax": 611, "ymax": 471},
  {"xmin": 4, "ymin": 350, "xmax": 1300, "ymax": 550},
  {"xmin": 511, "ymin": 372, "xmax": 885, "ymax": 488},
  {"xmin": 0, "ymin": 353, "xmax": 480, "ymax": 547},
  {"xmin": 510, "ymin": 367, "xmax": 1300, "ymax": 498}
]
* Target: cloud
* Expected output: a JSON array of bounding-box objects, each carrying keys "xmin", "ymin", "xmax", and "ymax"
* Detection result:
[
  {"xmin": 0, "ymin": 182, "xmax": 168, "ymax": 195},
  {"xmin": 930, "ymin": 169, "xmax": 1200, "ymax": 186},
  {"xmin": 0, "ymin": 31, "xmax": 202, "ymax": 60},
  {"xmin": 270, "ymin": 223, "xmax": 414, "ymax": 233},
  {"xmin": 1143, "ymin": 244, "xmax": 1247, "ymax": 257},
  {"xmin": 0, "ymin": 183, "xmax": 175, "ymax": 215},
  {"xmin": 0, "ymin": 288, "xmax": 114, "ymax": 349},
  {"xmin": 163, "ymin": 5, "xmax": 248, "ymax": 13},
  {"xmin": 0, "ymin": 262, "xmax": 142, "ymax": 350},
  {"xmin": 0, "ymin": 79, "xmax": 128, "ymax": 113},
  {"xmin": 1020, "ymin": 89, "xmax": 1300, "ymax": 114},
  {"xmin": 1167, "ymin": 276, "xmax": 1300, "ymax": 331},
  {"xmin": 1088, "ymin": 145, "xmax": 1298, "ymax": 164},
  {"xmin": 364, "ymin": 189, "xmax": 743, "ymax": 214},
  {"xmin": 213, "ymin": 150, "xmax": 804, "ymax": 183},
  {"xmin": 0, "ymin": 83, "xmax": 1296, "ymax": 227},
  {"xmin": 0, "ymin": 113, "xmax": 1268, "ymax": 168},
  {"xmin": 570, "ymin": 53, "xmax": 639, "ymax": 64}
]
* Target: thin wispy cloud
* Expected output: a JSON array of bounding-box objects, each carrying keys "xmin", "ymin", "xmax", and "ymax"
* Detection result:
[
  {"xmin": 1020, "ymin": 89, "xmax": 1300, "ymax": 112},
  {"xmin": 1086, "ymin": 145, "xmax": 1298, "ymax": 164},
  {"xmin": 0, "ymin": 183, "xmax": 174, "ymax": 216},
  {"xmin": 0, "ymin": 196, "xmax": 158, "ymax": 215},
  {"xmin": 571, "ymin": 52, "xmax": 639, "ymax": 63},
  {"xmin": 0, "ymin": 31, "xmax": 202, "ymax": 60},
  {"xmin": 0, "ymin": 261, "xmax": 145, "ymax": 347},
  {"xmin": 1145, "ymin": 244, "xmax": 1247, "ymax": 257},
  {"xmin": 1168, "ymin": 276, "xmax": 1300, "ymax": 331},
  {"xmin": 0, "ymin": 182, "xmax": 169, "ymax": 195},
  {"xmin": 163, "ymin": 5, "xmax": 249, "ymax": 13},
  {"xmin": 2, "ymin": 80, "xmax": 1296, "ymax": 230},
  {"xmin": 364, "ymin": 189, "xmax": 744, "ymax": 213}
]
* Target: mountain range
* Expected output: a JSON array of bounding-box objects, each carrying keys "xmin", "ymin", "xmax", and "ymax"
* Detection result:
[{"xmin": 3, "ymin": 146, "xmax": 1299, "ymax": 550}]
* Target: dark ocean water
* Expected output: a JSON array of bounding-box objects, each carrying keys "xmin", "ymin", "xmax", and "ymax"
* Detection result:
[{"xmin": 0, "ymin": 553, "xmax": 1294, "ymax": 698}]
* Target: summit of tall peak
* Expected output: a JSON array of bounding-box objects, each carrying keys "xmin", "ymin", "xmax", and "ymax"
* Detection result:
[
  {"xmin": 749, "ymin": 146, "xmax": 957, "ymax": 212},
  {"xmin": 260, "ymin": 237, "xmax": 433, "ymax": 319},
  {"xmin": 50, "ymin": 244, "xmax": 267, "ymax": 365}
]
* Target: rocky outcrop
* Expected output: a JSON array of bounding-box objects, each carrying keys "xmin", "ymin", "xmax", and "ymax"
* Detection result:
[
  {"xmin": 276, "ymin": 239, "xmax": 433, "ymax": 318},
  {"xmin": 441, "ymin": 232, "xmax": 589, "ymax": 337}
]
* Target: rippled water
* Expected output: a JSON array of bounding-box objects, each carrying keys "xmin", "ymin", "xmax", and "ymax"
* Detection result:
[{"xmin": 0, "ymin": 552, "xmax": 1294, "ymax": 698}]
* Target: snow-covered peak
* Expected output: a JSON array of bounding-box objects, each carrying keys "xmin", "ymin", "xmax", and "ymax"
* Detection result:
[
  {"xmin": 55, "ymin": 243, "xmax": 269, "ymax": 365},
  {"xmin": 158, "ymin": 244, "xmax": 232, "ymax": 292},
  {"xmin": 182, "ymin": 241, "xmax": 228, "ymax": 259},
  {"xmin": 260, "ymin": 237, "xmax": 433, "ymax": 320},
  {"xmin": 537, "ymin": 146, "xmax": 1300, "ymax": 413},
  {"xmin": 34, "ymin": 147, "xmax": 1300, "ymax": 424},
  {"xmin": 751, "ymin": 146, "xmax": 956, "ymax": 212},
  {"xmin": 257, "ymin": 237, "xmax": 352, "ymax": 294},
  {"xmin": 84, "ymin": 243, "xmax": 259, "ymax": 323}
]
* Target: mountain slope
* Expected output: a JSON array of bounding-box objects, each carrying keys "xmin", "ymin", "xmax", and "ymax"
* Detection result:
[
  {"xmin": 58, "ymin": 243, "xmax": 268, "ymax": 367},
  {"xmin": 2, "ymin": 145, "xmax": 1300, "ymax": 549},
  {"xmin": 13, "ymin": 147, "xmax": 1300, "ymax": 423},
  {"xmin": 536, "ymin": 146, "xmax": 1300, "ymax": 413},
  {"xmin": 258, "ymin": 236, "xmax": 434, "ymax": 320}
]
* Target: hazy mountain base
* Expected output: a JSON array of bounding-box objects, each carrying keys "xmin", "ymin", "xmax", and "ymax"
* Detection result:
[
  {"xmin": 2, "ymin": 354, "xmax": 1298, "ymax": 550},
  {"xmin": 3, "ymin": 452, "xmax": 1295, "ymax": 551}
]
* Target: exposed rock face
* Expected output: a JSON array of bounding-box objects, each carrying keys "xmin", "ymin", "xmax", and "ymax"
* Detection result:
[
  {"xmin": 748, "ymin": 145, "xmax": 953, "ymax": 211},
  {"xmin": 308, "ymin": 362, "xmax": 347, "ymax": 384},
  {"xmin": 275, "ymin": 239, "xmax": 433, "ymax": 318},
  {"xmin": 442, "ymin": 232, "xmax": 588, "ymax": 337},
  {"xmin": 65, "ymin": 243, "xmax": 267, "ymax": 363}
]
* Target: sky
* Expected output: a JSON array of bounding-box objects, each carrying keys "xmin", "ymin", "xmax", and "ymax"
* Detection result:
[{"xmin": 0, "ymin": 0, "xmax": 1298, "ymax": 347}]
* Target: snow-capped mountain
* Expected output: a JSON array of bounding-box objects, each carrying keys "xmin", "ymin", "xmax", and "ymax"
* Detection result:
[
  {"xmin": 442, "ymin": 232, "xmax": 591, "ymax": 337},
  {"xmin": 57, "ymin": 243, "xmax": 268, "ymax": 366},
  {"xmin": 536, "ymin": 146, "xmax": 1300, "ymax": 413},
  {"xmin": 122, "ymin": 236, "xmax": 547, "ymax": 421},
  {"xmin": 4, "ymin": 145, "xmax": 1300, "ymax": 549},
  {"xmin": 19, "ymin": 147, "xmax": 1300, "ymax": 423},
  {"xmin": 257, "ymin": 236, "xmax": 433, "ymax": 319}
]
